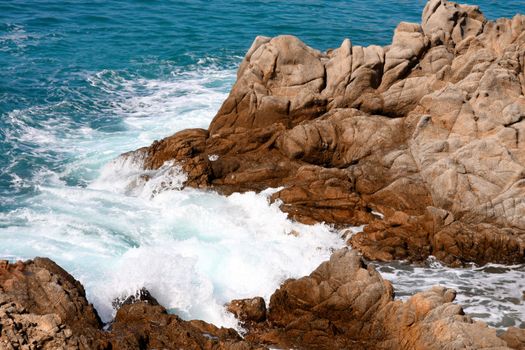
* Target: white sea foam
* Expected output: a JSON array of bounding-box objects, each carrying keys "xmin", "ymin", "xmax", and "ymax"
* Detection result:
[
  {"xmin": 1, "ymin": 173, "xmax": 344, "ymax": 327},
  {"xmin": 376, "ymin": 258, "xmax": 525, "ymax": 329},
  {"xmin": 88, "ymin": 190, "xmax": 344, "ymax": 327},
  {"xmin": 89, "ymin": 152, "xmax": 188, "ymax": 197},
  {"xmin": 86, "ymin": 67, "xmax": 234, "ymax": 144},
  {"xmin": 86, "ymin": 153, "xmax": 346, "ymax": 326}
]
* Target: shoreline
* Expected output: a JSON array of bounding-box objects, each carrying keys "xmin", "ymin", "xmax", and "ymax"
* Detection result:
[
  {"xmin": 122, "ymin": 0, "xmax": 525, "ymax": 268},
  {"xmin": 1, "ymin": 250, "xmax": 523, "ymax": 349},
  {"xmin": 1, "ymin": 0, "xmax": 525, "ymax": 348}
]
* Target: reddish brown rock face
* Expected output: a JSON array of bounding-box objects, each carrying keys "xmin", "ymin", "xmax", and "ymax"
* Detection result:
[
  {"xmin": 122, "ymin": 0, "xmax": 525, "ymax": 266},
  {"xmin": 226, "ymin": 297, "xmax": 267, "ymax": 324}
]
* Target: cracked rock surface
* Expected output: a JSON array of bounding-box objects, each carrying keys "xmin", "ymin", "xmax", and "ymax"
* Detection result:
[{"xmin": 125, "ymin": 0, "xmax": 525, "ymax": 266}]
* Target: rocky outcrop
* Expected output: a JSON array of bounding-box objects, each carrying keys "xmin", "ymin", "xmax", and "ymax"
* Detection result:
[
  {"xmin": 2, "ymin": 253, "xmax": 523, "ymax": 350},
  {"xmin": 0, "ymin": 258, "xmax": 107, "ymax": 349},
  {"xmin": 124, "ymin": 0, "xmax": 525, "ymax": 266},
  {"xmin": 239, "ymin": 248, "xmax": 516, "ymax": 350},
  {"xmin": 0, "ymin": 259, "xmax": 263, "ymax": 350},
  {"xmin": 109, "ymin": 299, "xmax": 260, "ymax": 350}
]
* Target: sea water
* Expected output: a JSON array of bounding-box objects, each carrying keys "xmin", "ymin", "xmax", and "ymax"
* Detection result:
[{"xmin": 1, "ymin": 0, "xmax": 523, "ymax": 330}]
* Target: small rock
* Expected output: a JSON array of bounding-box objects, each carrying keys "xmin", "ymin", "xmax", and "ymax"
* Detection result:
[
  {"xmin": 226, "ymin": 297, "xmax": 267, "ymax": 323},
  {"xmin": 112, "ymin": 287, "xmax": 160, "ymax": 310}
]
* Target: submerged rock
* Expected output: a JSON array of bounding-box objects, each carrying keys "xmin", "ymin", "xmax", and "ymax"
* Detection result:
[{"xmin": 124, "ymin": 0, "xmax": 525, "ymax": 266}]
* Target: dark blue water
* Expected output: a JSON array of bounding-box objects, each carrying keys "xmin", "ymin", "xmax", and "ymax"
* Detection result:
[{"xmin": 0, "ymin": 0, "xmax": 523, "ymax": 329}]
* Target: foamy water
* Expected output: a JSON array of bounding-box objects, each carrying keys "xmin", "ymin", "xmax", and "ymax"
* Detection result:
[
  {"xmin": 0, "ymin": 66, "xmax": 345, "ymax": 328},
  {"xmin": 377, "ymin": 259, "xmax": 525, "ymax": 329}
]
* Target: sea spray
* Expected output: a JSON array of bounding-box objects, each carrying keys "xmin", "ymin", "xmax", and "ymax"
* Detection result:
[
  {"xmin": 86, "ymin": 157, "xmax": 347, "ymax": 326},
  {"xmin": 2, "ymin": 150, "xmax": 346, "ymax": 327}
]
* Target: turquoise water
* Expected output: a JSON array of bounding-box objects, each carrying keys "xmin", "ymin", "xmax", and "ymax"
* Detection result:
[{"xmin": 1, "ymin": 0, "xmax": 524, "ymax": 329}]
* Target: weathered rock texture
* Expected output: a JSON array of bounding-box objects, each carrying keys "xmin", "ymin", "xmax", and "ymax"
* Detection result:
[
  {"xmin": 0, "ymin": 258, "xmax": 107, "ymax": 350},
  {"xmin": 2, "ymin": 253, "xmax": 522, "ymax": 350},
  {"xmin": 240, "ymin": 248, "xmax": 518, "ymax": 350},
  {"xmin": 0, "ymin": 259, "xmax": 262, "ymax": 350},
  {"xmin": 126, "ymin": 0, "xmax": 525, "ymax": 266}
]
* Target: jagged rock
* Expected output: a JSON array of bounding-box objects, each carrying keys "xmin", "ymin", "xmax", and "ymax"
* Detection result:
[
  {"xmin": 210, "ymin": 35, "xmax": 327, "ymax": 134},
  {"xmin": 0, "ymin": 258, "xmax": 108, "ymax": 350},
  {"xmin": 123, "ymin": 0, "xmax": 525, "ymax": 266},
  {"xmin": 0, "ymin": 259, "xmax": 265, "ymax": 350},
  {"xmin": 242, "ymin": 249, "xmax": 513, "ymax": 350},
  {"xmin": 226, "ymin": 297, "xmax": 267, "ymax": 323},
  {"xmin": 110, "ymin": 300, "xmax": 260, "ymax": 349},
  {"xmin": 2, "ymin": 254, "xmax": 521, "ymax": 350}
]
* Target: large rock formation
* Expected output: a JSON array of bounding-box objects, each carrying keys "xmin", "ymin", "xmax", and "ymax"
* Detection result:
[
  {"xmin": 124, "ymin": 0, "xmax": 525, "ymax": 266},
  {"xmin": 2, "ymin": 253, "xmax": 522, "ymax": 349}
]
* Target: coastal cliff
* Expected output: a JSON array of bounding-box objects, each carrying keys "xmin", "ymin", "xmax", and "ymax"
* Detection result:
[
  {"xmin": 2, "ymin": 0, "xmax": 524, "ymax": 349},
  {"xmin": 125, "ymin": 0, "xmax": 525, "ymax": 267}
]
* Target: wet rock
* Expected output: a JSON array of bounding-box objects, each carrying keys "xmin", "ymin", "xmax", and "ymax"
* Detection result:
[
  {"xmin": 2, "ymin": 254, "xmax": 520, "ymax": 350},
  {"xmin": 123, "ymin": 0, "xmax": 525, "ymax": 266},
  {"xmin": 0, "ymin": 259, "xmax": 266, "ymax": 350},
  {"xmin": 226, "ymin": 297, "xmax": 267, "ymax": 323},
  {"xmin": 112, "ymin": 287, "xmax": 160, "ymax": 311},
  {"xmin": 110, "ymin": 300, "xmax": 261, "ymax": 349}
]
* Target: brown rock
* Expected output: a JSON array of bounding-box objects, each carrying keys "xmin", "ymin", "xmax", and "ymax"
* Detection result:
[
  {"xmin": 0, "ymin": 259, "xmax": 266, "ymax": 350},
  {"xmin": 500, "ymin": 327, "xmax": 525, "ymax": 350},
  {"xmin": 226, "ymin": 297, "xmax": 267, "ymax": 323},
  {"xmin": 121, "ymin": 0, "xmax": 525, "ymax": 266},
  {"xmin": 243, "ymin": 248, "xmax": 513, "ymax": 350},
  {"xmin": 0, "ymin": 258, "xmax": 107, "ymax": 350},
  {"xmin": 0, "ymin": 254, "xmax": 519, "ymax": 350},
  {"xmin": 110, "ymin": 300, "xmax": 259, "ymax": 350}
]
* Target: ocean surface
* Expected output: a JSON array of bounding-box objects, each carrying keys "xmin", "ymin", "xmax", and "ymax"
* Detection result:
[{"xmin": 1, "ymin": 0, "xmax": 524, "ymax": 330}]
